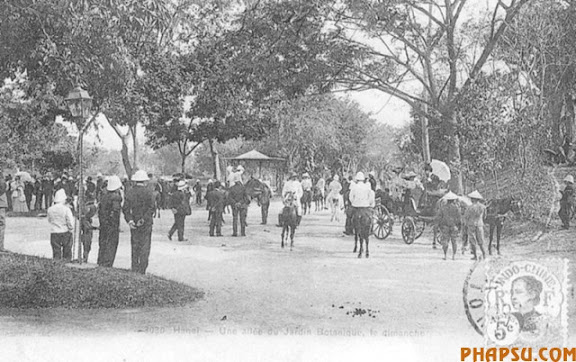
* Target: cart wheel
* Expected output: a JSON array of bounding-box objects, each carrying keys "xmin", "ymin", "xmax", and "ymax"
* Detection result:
[
  {"xmin": 414, "ymin": 219, "xmax": 425, "ymax": 240},
  {"xmin": 402, "ymin": 217, "xmax": 416, "ymax": 245},
  {"xmin": 372, "ymin": 205, "xmax": 392, "ymax": 240}
]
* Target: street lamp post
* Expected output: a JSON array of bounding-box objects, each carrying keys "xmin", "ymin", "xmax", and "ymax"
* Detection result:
[{"xmin": 65, "ymin": 86, "xmax": 94, "ymax": 264}]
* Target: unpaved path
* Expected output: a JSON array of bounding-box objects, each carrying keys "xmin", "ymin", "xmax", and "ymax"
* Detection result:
[{"xmin": 2, "ymin": 200, "xmax": 575, "ymax": 361}]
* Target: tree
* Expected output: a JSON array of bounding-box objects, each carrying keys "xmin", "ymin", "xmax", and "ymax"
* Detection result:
[
  {"xmin": 498, "ymin": 0, "xmax": 576, "ymax": 144},
  {"xmin": 0, "ymin": 0, "xmax": 204, "ymax": 177},
  {"xmin": 329, "ymin": 0, "xmax": 533, "ymax": 193},
  {"xmin": 0, "ymin": 76, "xmax": 75, "ymax": 170}
]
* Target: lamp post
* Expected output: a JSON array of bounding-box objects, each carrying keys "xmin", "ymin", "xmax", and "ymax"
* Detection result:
[{"xmin": 65, "ymin": 86, "xmax": 93, "ymax": 264}]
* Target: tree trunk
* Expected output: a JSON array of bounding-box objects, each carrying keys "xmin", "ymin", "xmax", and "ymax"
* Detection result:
[
  {"xmin": 444, "ymin": 112, "xmax": 464, "ymax": 194},
  {"xmin": 180, "ymin": 151, "xmax": 187, "ymax": 174},
  {"xmin": 120, "ymin": 136, "xmax": 133, "ymax": 179},
  {"xmin": 131, "ymin": 125, "xmax": 138, "ymax": 171},
  {"xmin": 208, "ymin": 139, "xmax": 221, "ymax": 180},
  {"xmin": 565, "ymin": 91, "xmax": 575, "ymax": 142}
]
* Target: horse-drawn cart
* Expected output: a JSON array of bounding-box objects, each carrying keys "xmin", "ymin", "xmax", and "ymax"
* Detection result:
[{"xmin": 400, "ymin": 189, "xmax": 446, "ymax": 245}]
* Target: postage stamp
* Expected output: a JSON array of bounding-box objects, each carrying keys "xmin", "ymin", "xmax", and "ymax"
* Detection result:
[{"xmin": 483, "ymin": 258, "xmax": 569, "ymax": 347}]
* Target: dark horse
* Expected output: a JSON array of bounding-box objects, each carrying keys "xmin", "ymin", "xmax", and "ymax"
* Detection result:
[
  {"xmin": 244, "ymin": 177, "xmax": 266, "ymax": 201},
  {"xmin": 352, "ymin": 208, "xmax": 373, "ymax": 258},
  {"xmin": 281, "ymin": 192, "xmax": 298, "ymax": 250},
  {"xmin": 312, "ymin": 185, "xmax": 324, "ymax": 211},
  {"xmin": 301, "ymin": 189, "xmax": 312, "ymax": 215},
  {"xmin": 485, "ymin": 196, "xmax": 522, "ymax": 255}
]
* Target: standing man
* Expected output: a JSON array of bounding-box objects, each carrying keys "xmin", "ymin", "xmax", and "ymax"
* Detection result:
[
  {"xmin": 206, "ymin": 180, "xmax": 226, "ymax": 236},
  {"xmin": 24, "ymin": 180, "xmax": 34, "ymax": 211},
  {"xmin": 80, "ymin": 194, "xmax": 98, "ymax": 263},
  {"xmin": 47, "ymin": 189, "xmax": 74, "ymax": 261},
  {"xmin": 0, "ymin": 170, "xmax": 7, "ymax": 253},
  {"xmin": 193, "ymin": 180, "xmax": 202, "ymax": 205},
  {"xmin": 259, "ymin": 180, "xmax": 272, "ymax": 225},
  {"xmin": 435, "ymin": 192, "xmax": 461, "ymax": 260},
  {"xmin": 34, "ymin": 176, "xmax": 43, "ymax": 210},
  {"xmin": 559, "ymin": 175, "xmax": 575, "ymax": 229},
  {"xmin": 282, "ymin": 172, "xmax": 304, "ymax": 225},
  {"xmin": 42, "ymin": 173, "xmax": 54, "ymax": 209},
  {"xmin": 97, "ymin": 175, "xmax": 123, "ymax": 267},
  {"xmin": 463, "ymin": 190, "xmax": 487, "ymax": 261},
  {"xmin": 343, "ymin": 175, "xmax": 355, "ymax": 235},
  {"xmin": 228, "ymin": 173, "xmax": 250, "ymax": 236},
  {"xmin": 123, "ymin": 170, "xmax": 156, "ymax": 274},
  {"xmin": 95, "ymin": 173, "xmax": 104, "ymax": 203},
  {"xmin": 168, "ymin": 180, "xmax": 191, "ymax": 242}
]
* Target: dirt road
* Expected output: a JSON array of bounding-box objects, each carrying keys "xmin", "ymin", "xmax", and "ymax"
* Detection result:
[{"xmin": 1, "ymin": 200, "xmax": 574, "ymax": 361}]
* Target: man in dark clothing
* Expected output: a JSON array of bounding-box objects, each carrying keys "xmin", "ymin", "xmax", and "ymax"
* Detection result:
[
  {"xmin": 205, "ymin": 181, "xmax": 226, "ymax": 236},
  {"xmin": 342, "ymin": 175, "xmax": 354, "ymax": 235},
  {"xmin": 24, "ymin": 181, "xmax": 34, "ymax": 211},
  {"xmin": 227, "ymin": 173, "xmax": 250, "ymax": 236},
  {"xmin": 168, "ymin": 180, "xmax": 191, "ymax": 242},
  {"xmin": 193, "ymin": 180, "xmax": 202, "ymax": 205},
  {"xmin": 81, "ymin": 195, "xmax": 98, "ymax": 262},
  {"xmin": 34, "ymin": 177, "xmax": 43, "ymax": 210},
  {"xmin": 95, "ymin": 173, "xmax": 104, "ymax": 202},
  {"xmin": 122, "ymin": 170, "xmax": 156, "ymax": 274},
  {"xmin": 42, "ymin": 174, "xmax": 54, "ymax": 209},
  {"xmin": 5, "ymin": 175, "xmax": 12, "ymax": 211},
  {"xmin": 97, "ymin": 176, "xmax": 123, "ymax": 267},
  {"xmin": 259, "ymin": 181, "xmax": 271, "ymax": 225},
  {"xmin": 85, "ymin": 176, "xmax": 96, "ymax": 200}
]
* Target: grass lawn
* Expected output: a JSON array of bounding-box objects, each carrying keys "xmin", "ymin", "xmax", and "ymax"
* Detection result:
[{"xmin": 0, "ymin": 252, "xmax": 203, "ymax": 309}]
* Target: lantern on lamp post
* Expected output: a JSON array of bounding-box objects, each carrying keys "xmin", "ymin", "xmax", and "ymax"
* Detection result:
[{"xmin": 65, "ymin": 86, "xmax": 93, "ymax": 264}]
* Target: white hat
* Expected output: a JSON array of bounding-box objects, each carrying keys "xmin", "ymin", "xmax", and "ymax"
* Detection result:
[
  {"xmin": 107, "ymin": 175, "xmax": 122, "ymax": 191},
  {"xmin": 333, "ymin": 175, "xmax": 339, "ymax": 181},
  {"xmin": 177, "ymin": 180, "xmax": 188, "ymax": 190},
  {"xmin": 302, "ymin": 173, "xmax": 310, "ymax": 178},
  {"xmin": 443, "ymin": 191, "xmax": 458, "ymax": 201},
  {"xmin": 132, "ymin": 170, "xmax": 149, "ymax": 182},
  {"xmin": 97, "ymin": 172, "xmax": 103, "ymax": 178},
  {"xmin": 54, "ymin": 189, "xmax": 67, "ymax": 204},
  {"xmin": 369, "ymin": 171, "xmax": 375, "ymax": 177},
  {"xmin": 355, "ymin": 172, "xmax": 365, "ymax": 181},
  {"xmin": 235, "ymin": 165, "xmax": 245, "ymax": 172},
  {"xmin": 564, "ymin": 175, "xmax": 574, "ymax": 184},
  {"xmin": 467, "ymin": 190, "xmax": 484, "ymax": 200}
]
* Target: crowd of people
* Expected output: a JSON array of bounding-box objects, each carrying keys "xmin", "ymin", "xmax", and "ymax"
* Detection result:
[{"xmin": 0, "ymin": 164, "xmax": 574, "ymax": 270}]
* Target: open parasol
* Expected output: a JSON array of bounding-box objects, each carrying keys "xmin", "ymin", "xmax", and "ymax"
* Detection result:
[
  {"xmin": 15, "ymin": 171, "xmax": 34, "ymax": 183},
  {"xmin": 430, "ymin": 159, "xmax": 451, "ymax": 182}
]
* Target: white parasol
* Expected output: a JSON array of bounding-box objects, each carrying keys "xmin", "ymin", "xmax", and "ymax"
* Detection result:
[
  {"xmin": 15, "ymin": 171, "xmax": 34, "ymax": 183},
  {"xmin": 430, "ymin": 159, "xmax": 451, "ymax": 182}
]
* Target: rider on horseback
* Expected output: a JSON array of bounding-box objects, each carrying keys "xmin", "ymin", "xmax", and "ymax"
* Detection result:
[{"xmin": 282, "ymin": 172, "xmax": 303, "ymax": 225}]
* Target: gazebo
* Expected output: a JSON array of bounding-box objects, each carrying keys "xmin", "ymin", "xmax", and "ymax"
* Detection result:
[{"xmin": 225, "ymin": 150, "xmax": 286, "ymax": 192}]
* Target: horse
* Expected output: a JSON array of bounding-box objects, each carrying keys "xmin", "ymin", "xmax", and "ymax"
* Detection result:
[
  {"xmin": 312, "ymin": 185, "xmax": 321, "ymax": 211},
  {"xmin": 280, "ymin": 192, "xmax": 298, "ymax": 250},
  {"xmin": 301, "ymin": 189, "xmax": 312, "ymax": 215},
  {"xmin": 352, "ymin": 207, "xmax": 372, "ymax": 258},
  {"xmin": 485, "ymin": 196, "xmax": 523, "ymax": 255},
  {"xmin": 244, "ymin": 177, "xmax": 266, "ymax": 201}
]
